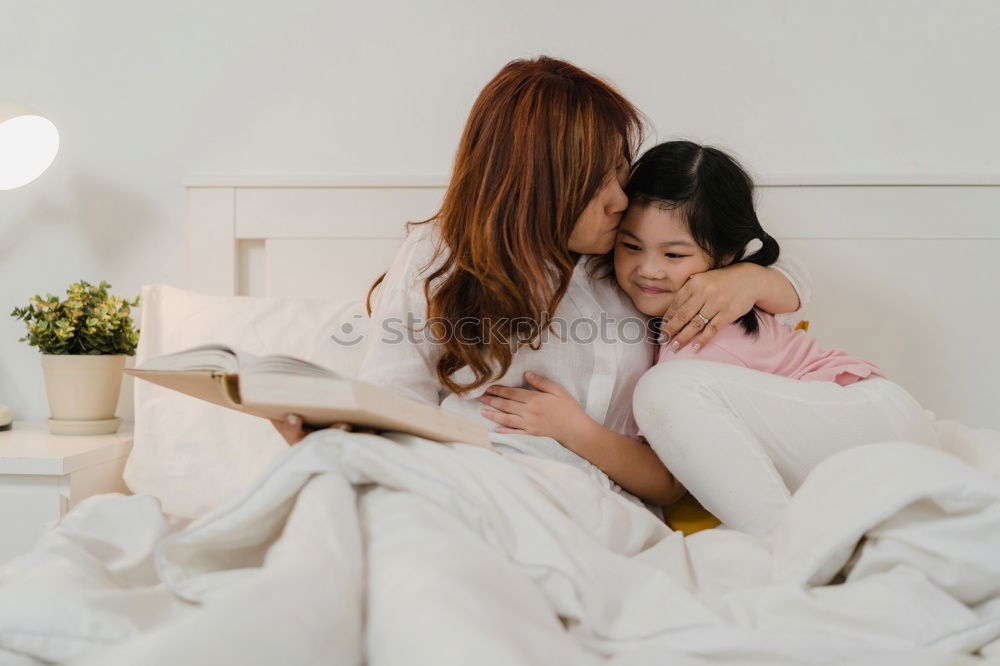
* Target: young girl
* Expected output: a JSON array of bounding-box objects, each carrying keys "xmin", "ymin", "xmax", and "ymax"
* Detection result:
[{"xmin": 480, "ymin": 140, "xmax": 940, "ymax": 538}]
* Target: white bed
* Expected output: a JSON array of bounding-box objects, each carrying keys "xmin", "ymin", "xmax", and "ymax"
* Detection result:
[{"xmin": 1, "ymin": 176, "xmax": 1000, "ymax": 666}]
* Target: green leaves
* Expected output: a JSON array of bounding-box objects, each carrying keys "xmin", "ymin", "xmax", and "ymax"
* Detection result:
[{"xmin": 10, "ymin": 279, "xmax": 141, "ymax": 355}]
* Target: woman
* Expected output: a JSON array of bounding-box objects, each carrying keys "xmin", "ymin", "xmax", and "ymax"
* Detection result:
[{"xmin": 272, "ymin": 56, "xmax": 810, "ymax": 511}]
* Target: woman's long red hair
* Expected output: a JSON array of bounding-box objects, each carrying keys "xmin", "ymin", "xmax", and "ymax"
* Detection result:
[{"xmin": 368, "ymin": 56, "xmax": 642, "ymax": 394}]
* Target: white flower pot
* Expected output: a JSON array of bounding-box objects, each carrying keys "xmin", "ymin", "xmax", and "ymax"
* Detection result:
[{"xmin": 40, "ymin": 354, "xmax": 126, "ymax": 435}]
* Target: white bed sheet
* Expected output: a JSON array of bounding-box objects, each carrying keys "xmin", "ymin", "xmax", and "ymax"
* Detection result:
[{"xmin": 1, "ymin": 420, "xmax": 999, "ymax": 665}]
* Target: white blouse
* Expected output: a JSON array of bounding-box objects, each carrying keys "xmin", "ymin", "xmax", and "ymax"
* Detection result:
[{"xmin": 358, "ymin": 221, "xmax": 811, "ymax": 505}]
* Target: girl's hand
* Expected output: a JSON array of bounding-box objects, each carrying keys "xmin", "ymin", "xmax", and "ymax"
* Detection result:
[
  {"xmin": 661, "ymin": 263, "xmax": 770, "ymax": 353},
  {"xmin": 479, "ymin": 371, "xmax": 593, "ymax": 447},
  {"xmin": 268, "ymin": 414, "xmax": 375, "ymax": 446}
]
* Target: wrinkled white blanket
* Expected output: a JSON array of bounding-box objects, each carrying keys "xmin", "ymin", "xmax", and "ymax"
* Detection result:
[{"xmin": 1, "ymin": 419, "xmax": 1000, "ymax": 666}]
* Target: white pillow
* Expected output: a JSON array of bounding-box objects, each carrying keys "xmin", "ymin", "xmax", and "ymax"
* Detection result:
[{"xmin": 127, "ymin": 284, "xmax": 368, "ymax": 518}]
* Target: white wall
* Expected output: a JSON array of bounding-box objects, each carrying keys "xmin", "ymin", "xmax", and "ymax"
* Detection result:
[{"xmin": 2, "ymin": 0, "xmax": 998, "ymax": 422}]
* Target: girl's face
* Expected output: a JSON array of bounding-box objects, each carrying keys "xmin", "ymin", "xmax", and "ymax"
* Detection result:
[
  {"xmin": 568, "ymin": 160, "xmax": 630, "ymax": 254},
  {"xmin": 613, "ymin": 204, "xmax": 713, "ymax": 317}
]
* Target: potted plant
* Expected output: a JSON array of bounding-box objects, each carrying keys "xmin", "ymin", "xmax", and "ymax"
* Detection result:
[{"xmin": 10, "ymin": 280, "xmax": 140, "ymax": 434}]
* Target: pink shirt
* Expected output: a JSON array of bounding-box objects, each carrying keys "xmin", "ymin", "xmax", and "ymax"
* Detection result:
[{"xmin": 661, "ymin": 312, "xmax": 885, "ymax": 386}]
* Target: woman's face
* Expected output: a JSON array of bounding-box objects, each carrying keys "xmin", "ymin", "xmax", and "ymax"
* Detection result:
[
  {"xmin": 613, "ymin": 204, "xmax": 712, "ymax": 316},
  {"xmin": 567, "ymin": 160, "xmax": 630, "ymax": 254}
]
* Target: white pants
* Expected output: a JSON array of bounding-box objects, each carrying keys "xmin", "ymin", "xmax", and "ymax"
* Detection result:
[{"xmin": 632, "ymin": 360, "xmax": 940, "ymax": 539}]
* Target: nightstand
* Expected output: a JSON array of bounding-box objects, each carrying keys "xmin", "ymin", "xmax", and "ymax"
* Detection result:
[{"xmin": 0, "ymin": 422, "xmax": 133, "ymax": 565}]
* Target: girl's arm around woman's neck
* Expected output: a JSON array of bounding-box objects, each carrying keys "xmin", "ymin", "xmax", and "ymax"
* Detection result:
[{"xmin": 745, "ymin": 263, "xmax": 802, "ymax": 314}]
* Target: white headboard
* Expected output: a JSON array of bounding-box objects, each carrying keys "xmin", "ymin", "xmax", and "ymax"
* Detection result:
[{"xmin": 184, "ymin": 175, "xmax": 1000, "ymax": 430}]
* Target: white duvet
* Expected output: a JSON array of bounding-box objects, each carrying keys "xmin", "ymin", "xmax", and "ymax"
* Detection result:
[{"xmin": 1, "ymin": 419, "xmax": 1000, "ymax": 665}]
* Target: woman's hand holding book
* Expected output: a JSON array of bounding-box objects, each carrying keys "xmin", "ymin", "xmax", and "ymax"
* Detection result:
[{"xmin": 269, "ymin": 413, "xmax": 379, "ymax": 446}]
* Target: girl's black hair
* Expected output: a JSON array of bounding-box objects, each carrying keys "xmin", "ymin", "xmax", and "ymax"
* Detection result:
[{"xmin": 625, "ymin": 140, "xmax": 780, "ymax": 337}]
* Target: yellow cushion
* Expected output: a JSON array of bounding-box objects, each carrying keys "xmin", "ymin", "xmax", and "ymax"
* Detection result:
[{"xmin": 663, "ymin": 493, "xmax": 721, "ymax": 535}]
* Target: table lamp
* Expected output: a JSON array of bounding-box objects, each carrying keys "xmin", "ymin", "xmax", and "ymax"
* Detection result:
[{"xmin": 1, "ymin": 98, "xmax": 60, "ymax": 430}]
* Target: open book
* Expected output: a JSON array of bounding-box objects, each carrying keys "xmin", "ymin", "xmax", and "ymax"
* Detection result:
[{"xmin": 126, "ymin": 344, "xmax": 492, "ymax": 450}]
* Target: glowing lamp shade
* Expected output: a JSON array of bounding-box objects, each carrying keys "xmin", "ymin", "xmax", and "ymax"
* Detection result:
[{"xmin": 0, "ymin": 99, "xmax": 59, "ymax": 190}]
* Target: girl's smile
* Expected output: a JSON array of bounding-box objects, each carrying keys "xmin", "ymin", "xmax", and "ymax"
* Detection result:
[{"xmin": 636, "ymin": 283, "xmax": 670, "ymax": 295}]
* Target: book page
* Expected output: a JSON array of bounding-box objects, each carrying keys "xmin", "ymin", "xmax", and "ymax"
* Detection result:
[
  {"xmin": 136, "ymin": 344, "xmax": 261, "ymax": 374},
  {"xmin": 242, "ymin": 355, "xmax": 341, "ymax": 379}
]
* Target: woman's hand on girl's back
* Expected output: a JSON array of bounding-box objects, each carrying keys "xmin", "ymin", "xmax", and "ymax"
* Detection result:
[{"xmin": 660, "ymin": 263, "xmax": 765, "ymax": 353}]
